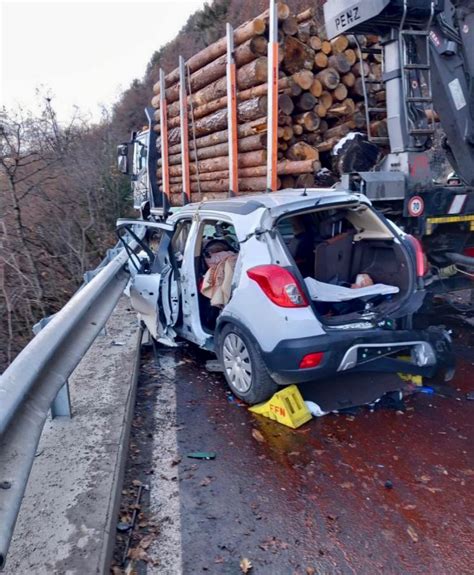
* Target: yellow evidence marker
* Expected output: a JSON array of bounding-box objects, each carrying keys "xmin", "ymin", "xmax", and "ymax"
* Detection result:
[{"xmin": 249, "ymin": 385, "xmax": 312, "ymax": 429}]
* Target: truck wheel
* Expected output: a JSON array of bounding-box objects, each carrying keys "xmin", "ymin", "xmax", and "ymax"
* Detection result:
[{"xmin": 218, "ymin": 323, "xmax": 278, "ymax": 405}]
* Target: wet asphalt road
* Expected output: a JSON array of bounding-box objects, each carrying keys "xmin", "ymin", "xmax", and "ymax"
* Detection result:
[{"xmin": 116, "ymin": 312, "xmax": 474, "ymax": 575}]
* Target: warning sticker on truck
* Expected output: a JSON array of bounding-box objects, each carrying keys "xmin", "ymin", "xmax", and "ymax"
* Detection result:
[
  {"xmin": 449, "ymin": 79, "xmax": 467, "ymax": 111},
  {"xmin": 408, "ymin": 196, "xmax": 424, "ymax": 217}
]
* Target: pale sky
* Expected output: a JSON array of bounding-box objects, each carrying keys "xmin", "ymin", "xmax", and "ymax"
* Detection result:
[{"xmin": 0, "ymin": 0, "xmax": 206, "ymax": 122}]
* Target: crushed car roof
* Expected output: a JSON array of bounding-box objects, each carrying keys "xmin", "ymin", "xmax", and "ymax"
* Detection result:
[{"xmin": 171, "ymin": 189, "xmax": 365, "ymax": 217}]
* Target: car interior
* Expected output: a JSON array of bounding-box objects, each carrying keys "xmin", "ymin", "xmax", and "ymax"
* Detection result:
[
  {"xmin": 194, "ymin": 220, "xmax": 240, "ymax": 332},
  {"xmin": 161, "ymin": 205, "xmax": 411, "ymax": 335},
  {"xmin": 276, "ymin": 206, "xmax": 410, "ymax": 320}
]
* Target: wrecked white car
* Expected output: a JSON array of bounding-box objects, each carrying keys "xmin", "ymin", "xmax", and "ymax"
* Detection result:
[{"xmin": 118, "ymin": 190, "xmax": 453, "ymax": 404}]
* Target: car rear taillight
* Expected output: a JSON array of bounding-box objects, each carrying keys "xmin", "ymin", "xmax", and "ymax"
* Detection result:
[
  {"xmin": 464, "ymin": 247, "xmax": 474, "ymax": 258},
  {"xmin": 299, "ymin": 352, "xmax": 324, "ymax": 369},
  {"xmin": 247, "ymin": 265, "xmax": 309, "ymax": 308},
  {"xmin": 407, "ymin": 235, "xmax": 428, "ymax": 277}
]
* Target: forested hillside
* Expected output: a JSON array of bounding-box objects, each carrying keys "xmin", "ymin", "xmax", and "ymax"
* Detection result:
[{"xmin": 0, "ymin": 0, "xmax": 323, "ymax": 370}]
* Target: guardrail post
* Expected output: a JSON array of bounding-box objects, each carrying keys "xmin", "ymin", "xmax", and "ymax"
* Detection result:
[{"xmin": 51, "ymin": 382, "xmax": 72, "ymax": 419}]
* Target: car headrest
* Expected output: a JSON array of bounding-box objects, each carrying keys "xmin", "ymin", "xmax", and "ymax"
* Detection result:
[
  {"xmin": 319, "ymin": 212, "xmax": 348, "ymax": 239},
  {"xmin": 202, "ymin": 238, "xmax": 236, "ymax": 258}
]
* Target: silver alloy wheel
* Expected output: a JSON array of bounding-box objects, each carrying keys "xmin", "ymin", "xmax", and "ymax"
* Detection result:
[{"xmin": 222, "ymin": 333, "xmax": 253, "ymax": 393}]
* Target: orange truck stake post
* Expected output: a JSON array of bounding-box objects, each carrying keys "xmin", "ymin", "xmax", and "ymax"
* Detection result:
[
  {"xmin": 226, "ymin": 23, "xmax": 239, "ymax": 197},
  {"xmin": 266, "ymin": 0, "xmax": 279, "ymax": 192},
  {"xmin": 159, "ymin": 68, "xmax": 171, "ymax": 215},
  {"xmin": 179, "ymin": 56, "xmax": 191, "ymax": 205}
]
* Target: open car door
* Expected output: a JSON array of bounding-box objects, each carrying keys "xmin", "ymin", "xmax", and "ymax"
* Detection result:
[{"xmin": 117, "ymin": 219, "xmax": 181, "ymax": 346}]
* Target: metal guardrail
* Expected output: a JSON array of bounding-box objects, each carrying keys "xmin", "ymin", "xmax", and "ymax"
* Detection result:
[{"xmin": 0, "ymin": 241, "xmax": 136, "ymax": 569}]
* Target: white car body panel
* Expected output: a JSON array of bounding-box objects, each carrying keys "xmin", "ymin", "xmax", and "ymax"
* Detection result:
[
  {"xmin": 129, "ymin": 273, "xmax": 177, "ymax": 346},
  {"xmin": 219, "ymin": 232, "xmax": 326, "ymax": 350},
  {"xmin": 176, "ymin": 218, "xmax": 210, "ymax": 347},
  {"xmin": 222, "ymin": 278, "xmax": 326, "ymax": 352}
]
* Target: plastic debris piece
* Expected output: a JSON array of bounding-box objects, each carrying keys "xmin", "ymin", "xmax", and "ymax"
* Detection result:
[
  {"xmin": 249, "ymin": 385, "xmax": 312, "ymax": 429},
  {"xmin": 240, "ymin": 558, "xmax": 253, "ymax": 573},
  {"xmin": 117, "ymin": 522, "xmax": 131, "ymax": 532},
  {"xmin": 305, "ymin": 401, "xmax": 328, "ymax": 417},
  {"xmin": 372, "ymin": 391, "xmax": 406, "ymax": 412},
  {"xmin": 466, "ymin": 392, "xmax": 474, "ymax": 401},
  {"xmin": 251, "ymin": 428, "xmax": 265, "ymax": 443},
  {"xmin": 205, "ymin": 360, "xmax": 223, "ymax": 373},
  {"xmin": 187, "ymin": 451, "xmax": 216, "ymax": 460},
  {"xmin": 418, "ymin": 386, "xmax": 435, "ymax": 394},
  {"xmin": 407, "ymin": 525, "xmax": 419, "ymax": 542},
  {"xmin": 384, "ymin": 480, "xmax": 393, "ymax": 489},
  {"xmin": 226, "ymin": 392, "xmax": 244, "ymax": 407}
]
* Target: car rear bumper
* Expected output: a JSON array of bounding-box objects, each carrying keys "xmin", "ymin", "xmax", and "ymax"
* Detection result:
[{"xmin": 262, "ymin": 326, "xmax": 454, "ymax": 386}]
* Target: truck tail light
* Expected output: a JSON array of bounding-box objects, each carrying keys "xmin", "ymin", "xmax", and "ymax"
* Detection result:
[
  {"xmin": 247, "ymin": 265, "xmax": 309, "ymax": 308},
  {"xmin": 407, "ymin": 235, "xmax": 428, "ymax": 277},
  {"xmin": 299, "ymin": 352, "xmax": 324, "ymax": 369}
]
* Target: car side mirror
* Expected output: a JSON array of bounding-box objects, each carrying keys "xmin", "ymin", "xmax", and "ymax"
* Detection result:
[{"xmin": 117, "ymin": 143, "xmax": 129, "ymax": 174}]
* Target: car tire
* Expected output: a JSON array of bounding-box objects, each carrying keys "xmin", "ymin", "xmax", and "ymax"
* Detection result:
[{"xmin": 218, "ymin": 323, "xmax": 278, "ymax": 405}]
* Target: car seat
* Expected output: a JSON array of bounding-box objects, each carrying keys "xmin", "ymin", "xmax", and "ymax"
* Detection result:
[
  {"xmin": 198, "ymin": 238, "xmax": 236, "ymax": 331},
  {"xmin": 287, "ymin": 215, "xmax": 317, "ymax": 277},
  {"xmin": 313, "ymin": 215, "xmax": 355, "ymax": 284}
]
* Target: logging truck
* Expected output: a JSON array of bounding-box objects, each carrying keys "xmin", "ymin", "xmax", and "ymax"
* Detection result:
[{"xmin": 117, "ymin": 0, "xmax": 474, "ymax": 293}]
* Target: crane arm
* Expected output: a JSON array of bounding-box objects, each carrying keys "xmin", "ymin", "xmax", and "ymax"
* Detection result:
[
  {"xmin": 324, "ymin": 0, "xmax": 474, "ymax": 187},
  {"xmin": 429, "ymin": 1, "xmax": 474, "ymax": 185}
]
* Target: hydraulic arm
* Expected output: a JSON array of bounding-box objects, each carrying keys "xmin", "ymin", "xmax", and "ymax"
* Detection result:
[{"xmin": 324, "ymin": 0, "xmax": 474, "ymax": 188}]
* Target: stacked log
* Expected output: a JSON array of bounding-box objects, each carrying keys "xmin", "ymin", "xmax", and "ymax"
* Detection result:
[{"xmin": 151, "ymin": 2, "xmax": 387, "ymax": 205}]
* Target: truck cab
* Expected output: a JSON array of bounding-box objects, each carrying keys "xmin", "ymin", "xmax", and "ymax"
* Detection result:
[
  {"xmin": 118, "ymin": 129, "xmax": 150, "ymax": 212},
  {"xmin": 131, "ymin": 130, "xmax": 150, "ymax": 211},
  {"xmin": 117, "ymin": 106, "xmax": 163, "ymax": 217}
]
